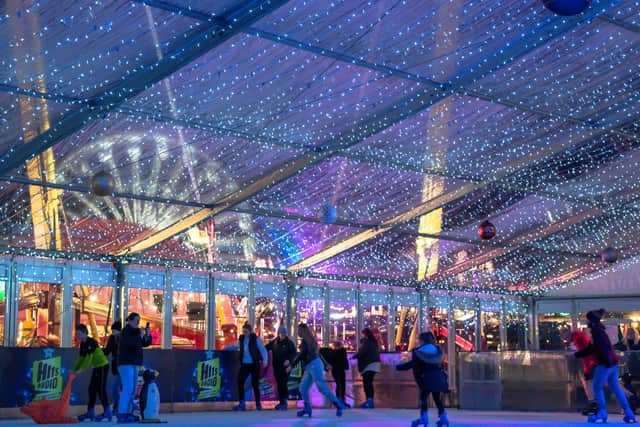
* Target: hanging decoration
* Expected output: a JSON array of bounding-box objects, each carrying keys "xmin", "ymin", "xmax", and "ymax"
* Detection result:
[
  {"xmin": 478, "ymin": 220, "xmax": 496, "ymax": 240},
  {"xmin": 542, "ymin": 0, "xmax": 590, "ymax": 16},
  {"xmin": 318, "ymin": 202, "xmax": 337, "ymax": 225},
  {"xmin": 600, "ymin": 247, "xmax": 618, "ymax": 264},
  {"xmin": 89, "ymin": 170, "xmax": 115, "ymax": 196}
]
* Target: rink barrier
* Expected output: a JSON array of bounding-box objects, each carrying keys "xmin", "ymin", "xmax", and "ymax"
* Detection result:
[
  {"xmin": 458, "ymin": 351, "xmax": 640, "ymax": 412},
  {"xmin": 0, "ymin": 347, "xmax": 442, "ymax": 418}
]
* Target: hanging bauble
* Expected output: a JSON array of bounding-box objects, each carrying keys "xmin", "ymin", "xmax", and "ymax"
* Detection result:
[
  {"xmin": 89, "ymin": 170, "xmax": 114, "ymax": 196},
  {"xmin": 542, "ymin": 0, "xmax": 589, "ymax": 16},
  {"xmin": 318, "ymin": 202, "xmax": 337, "ymax": 224},
  {"xmin": 600, "ymin": 247, "xmax": 618, "ymax": 264},
  {"xmin": 478, "ymin": 220, "xmax": 496, "ymax": 240}
]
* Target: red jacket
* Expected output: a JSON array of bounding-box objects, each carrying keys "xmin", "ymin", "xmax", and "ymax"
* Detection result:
[{"xmin": 571, "ymin": 330, "xmax": 598, "ymax": 376}]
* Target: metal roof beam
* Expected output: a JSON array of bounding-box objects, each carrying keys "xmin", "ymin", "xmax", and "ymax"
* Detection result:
[{"xmin": 0, "ymin": 0, "xmax": 292, "ymax": 176}]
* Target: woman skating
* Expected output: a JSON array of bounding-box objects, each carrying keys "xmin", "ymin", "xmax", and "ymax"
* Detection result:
[
  {"xmin": 293, "ymin": 323, "xmax": 344, "ymax": 418},
  {"xmin": 353, "ymin": 328, "xmax": 381, "ymax": 408}
]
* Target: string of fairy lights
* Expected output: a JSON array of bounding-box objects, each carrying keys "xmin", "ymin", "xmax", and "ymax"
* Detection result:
[{"xmin": 0, "ymin": 0, "xmax": 638, "ymax": 305}]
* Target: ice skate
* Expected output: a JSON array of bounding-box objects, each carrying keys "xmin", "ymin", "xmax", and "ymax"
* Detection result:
[
  {"xmin": 411, "ymin": 412, "xmax": 428, "ymax": 427},
  {"xmin": 360, "ymin": 398, "xmax": 375, "ymax": 409},
  {"xmin": 232, "ymin": 401, "xmax": 246, "ymax": 411},
  {"xmin": 624, "ymin": 407, "xmax": 637, "ymax": 423},
  {"xmin": 437, "ymin": 411, "xmax": 450, "ymax": 427},
  {"xmin": 255, "ymin": 401, "xmax": 262, "ymax": 411},
  {"xmin": 94, "ymin": 406, "xmax": 112, "ymax": 422},
  {"xmin": 77, "ymin": 408, "xmax": 95, "ymax": 422},
  {"xmin": 297, "ymin": 402, "xmax": 312, "ymax": 418},
  {"xmin": 588, "ymin": 409, "xmax": 608, "ymax": 423},
  {"xmin": 582, "ymin": 402, "xmax": 598, "ymax": 416},
  {"xmin": 274, "ymin": 402, "xmax": 287, "ymax": 411},
  {"xmin": 116, "ymin": 413, "xmax": 139, "ymax": 423},
  {"xmin": 333, "ymin": 399, "xmax": 345, "ymax": 417}
]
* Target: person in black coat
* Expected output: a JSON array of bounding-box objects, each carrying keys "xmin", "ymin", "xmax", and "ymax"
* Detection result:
[
  {"xmin": 117, "ymin": 313, "xmax": 152, "ymax": 423},
  {"xmin": 352, "ymin": 328, "xmax": 381, "ymax": 409},
  {"xmin": 103, "ymin": 321, "xmax": 122, "ymax": 414},
  {"xmin": 266, "ymin": 325, "xmax": 296, "ymax": 410},
  {"xmin": 321, "ymin": 341, "xmax": 350, "ymax": 408},
  {"xmin": 396, "ymin": 332, "xmax": 449, "ymax": 427}
]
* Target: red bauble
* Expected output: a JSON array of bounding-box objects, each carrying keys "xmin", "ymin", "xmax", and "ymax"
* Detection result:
[
  {"xmin": 478, "ymin": 220, "xmax": 496, "ymax": 240},
  {"xmin": 600, "ymin": 247, "xmax": 618, "ymax": 264}
]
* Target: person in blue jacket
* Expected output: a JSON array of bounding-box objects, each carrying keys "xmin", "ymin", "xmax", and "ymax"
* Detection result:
[{"xmin": 396, "ymin": 332, "xmax": 449, "ymax": 427}]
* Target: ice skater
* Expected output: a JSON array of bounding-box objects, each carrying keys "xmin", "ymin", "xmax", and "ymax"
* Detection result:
[
  {"xmin": 396, "ymin": 331, "xmax": 449, "ymax": 427},
  {"xmin": 117, "ymin": 313, "xmax": 152, "ymax": 423},
  {"xmin": 266, "ymin": 325, "xmax": 297, "ymax": 410},
  {"xmin": 322, "ymin": 341, "xmax": 351, "ymax": 408},
  {"xmin": 72, "ymin": 324, "xmax": 111, "ymax": 422},
  {"xmin": 103, "ymin": 320, "xmax": 122, "ymax": 415},
  {"xmin": 233, "ymin": 323, "xmax": 268, "ymax": 411},
  {"xmin": 293, "ymin": 323, "xmax": 345, "ymax": 418},
  {"xmin": 573, "ymin": 309, "xmax": 636, "ymax": 424},
  {"xmin": 352, "ymin": 327, "xmax": 381, "ymax": 409}
]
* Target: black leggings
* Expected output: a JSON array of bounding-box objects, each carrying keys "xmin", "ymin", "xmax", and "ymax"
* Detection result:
[
  {"xmin": 333, "ymin": 369, "xmax": 346, "ymax": 400},
  {"xmin": 88, "ymin": 365, "xmax": 109, "ymax": 410},
  {"xmin": 362, "ymin": 371, "xmax": 376, "ymax": 399},
  {"xmin": 238, "ymin": 363, "xmax": 261, "ymax": 403},
  {"xmin": 274, "ymin": 368, "xmax": 289, "ymax": 403},
  {"xmin": 420, "ymin": 390, "xmax": 445, "ymax": 415}
]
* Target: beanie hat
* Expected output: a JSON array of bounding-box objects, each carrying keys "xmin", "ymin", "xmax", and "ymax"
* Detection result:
[
  {"xmin": 586, "ymin": 308, "xmax": 605, "ymax": 324},
  {"xmin": 278, "ymin": 325, "xmax": 287, "ymax": 335}
]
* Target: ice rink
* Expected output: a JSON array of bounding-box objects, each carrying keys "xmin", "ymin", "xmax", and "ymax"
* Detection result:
[{"xmin": 0, "ymin": 409, "xmax": 620, "ymax": 426}]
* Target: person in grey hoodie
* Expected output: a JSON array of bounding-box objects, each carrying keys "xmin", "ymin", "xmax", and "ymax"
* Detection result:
[{"xmin": 396, "ymin": 331, "xmax": 449, "ymax": 427}]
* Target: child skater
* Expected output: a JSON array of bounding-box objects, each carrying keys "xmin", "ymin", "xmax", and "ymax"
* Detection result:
[
  {"xmin": 73, "ymin": 324, "xmax": 111, "ymax": 422},
  {"xmin": 396, "ymin": 331, "xmax": 449, "ymax": 427},
  {"xmin": 574, "ymin": 309, "xmax": 636, "ymax": 424}
]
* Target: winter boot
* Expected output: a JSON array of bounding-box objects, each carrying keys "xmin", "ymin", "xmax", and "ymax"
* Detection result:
[
  {"xmin": 77, "ymin": 408, "xmax": 95, "ymax": 422},
  {"xmin": 256, "ymin": 401, "xmax": 262, "ymax": 411},
  {"xmin": 297, "ymin": 402, "xmax": 312, "ymax": 418},
  {"xmin": 411, "ymin": 412, "xmax": 428, "ymax": 427},
  {"xmin": 360, "ymin": 398, "xmax": 374, "ymax": 409},
  {"xmin": 94, "ymin": 406, "xmax": 113, "ymax": 422},
  {"xmin": 232, "ymin": 401, "xmax": 246, "ymax": 411},
  {"xmin": 624, "ymin": 407, "xmax": 638, "ymax": 424},
  {"xmin": 437, "ymin": 411, "xmax": 450, "ymax": 427},
  {"xmin": 333, "ymin": 399, "xmax": 344, "ymax": 417},
  {"xmin": 588, "ymin": 409, "xmax": 608, "ymax": 423},
  {"xmin": 274, "ymin": 401, "xmax": 287, "ymax": 411},
  {"xmin": 582, "ymin": 401, "xmax": 598, "ymax": 416}
]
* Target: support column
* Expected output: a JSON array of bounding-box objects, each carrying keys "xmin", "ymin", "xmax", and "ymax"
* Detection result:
[
  {"xmin": 527, "ymin": 297, "xmax": 539, "ymax": 351},
  {"xmin": 5, "ymin": 256, "xmax": 18, "ymax": 347},
  {"xmin": 499, "ymin": 298, "xmax": 507, "ymax": 352},
  {"xmin": 60, "ymin": 262, "xmax": 73, "ymax": 348},
  {"xmin": 475, "ymin": 298, "xmax": 482, "ymax": 353},
  {"xmin": 356, "ymin": 286, "xmax": 363, "ymax": 353},
  {"xmin": 285, "ymin": 275, "xmax": 297, "ymax": 341},
  {"xmin": 162, "ymin": 268, "xmax": 173, "ymax": 349},
  {"xmin": 323, "ymin": 283, "xmax": 330, "ymax": 347},
  {"xmin": 446, "ymin": 293, "xmax": 457, "ymax": 396},
  {"xmin": 387, "ymin": 288, "xmax": 394, "ymax": 353},
  {"xmin": 114, "ymin": 262, "xmax": 127, "ymax": 322},
  {"xmin": 248, "ymin": 275, "xmax": 256, "ymax": 327},
  {"xmin": 570, "ymin": 299, "xmax": 578, "ymax": 331},
  {"xmin": 420, "ymin": 288, "xmax": 430, "ymax": 333},
  {"xmin": 206, "ymin": 273, "xmax": 216, "ymax": 350}
]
